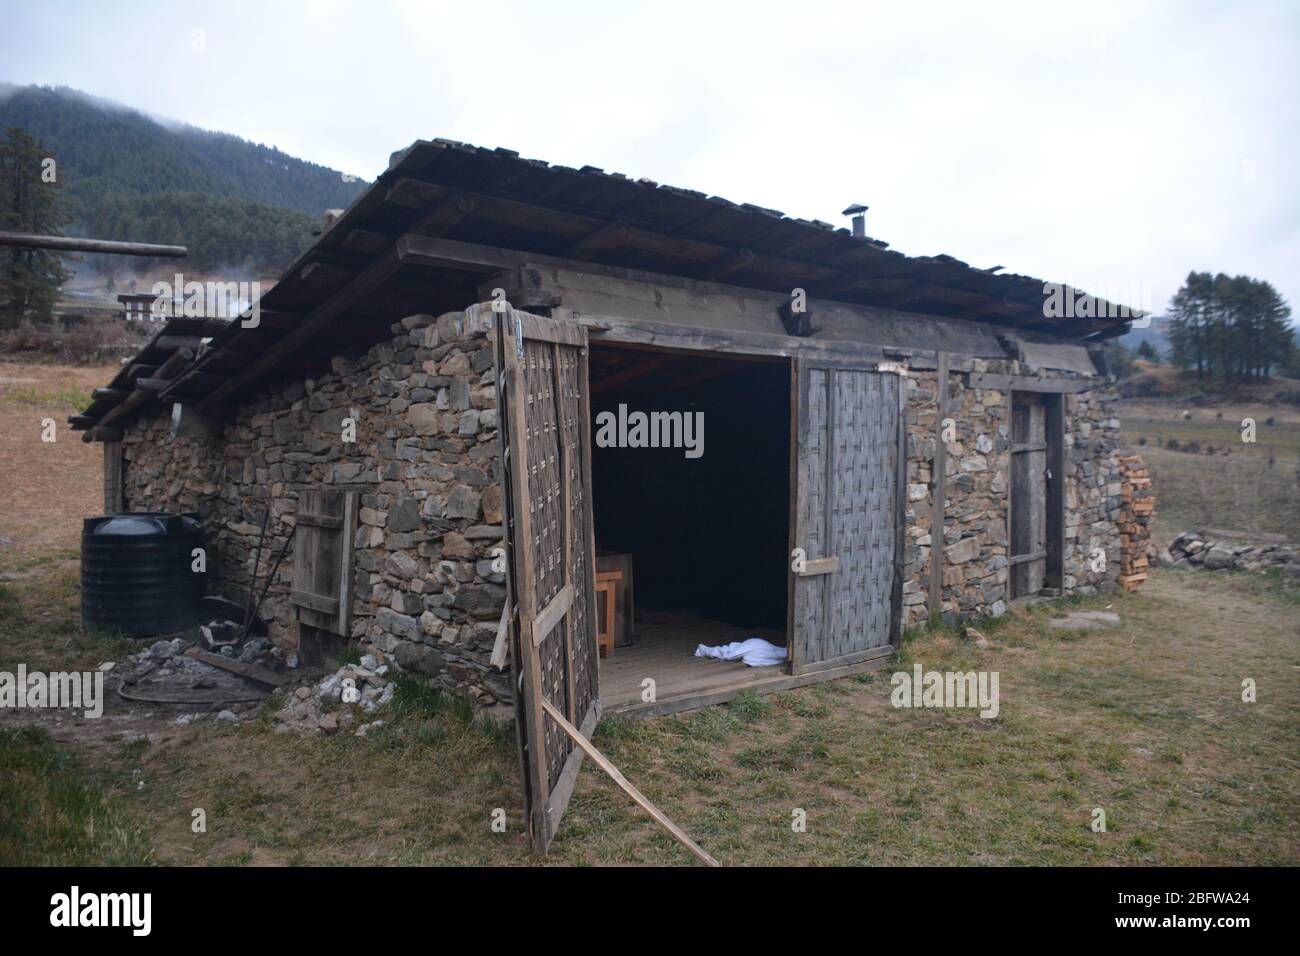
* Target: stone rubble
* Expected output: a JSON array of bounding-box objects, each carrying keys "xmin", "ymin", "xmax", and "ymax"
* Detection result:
[
  {"xmin": 273, "ymin": 655, "xmax": 397, "ymax": 735},
  {"xmin": 1164, "ymin": 532, "xmax": 1300, "ymax": 576}
]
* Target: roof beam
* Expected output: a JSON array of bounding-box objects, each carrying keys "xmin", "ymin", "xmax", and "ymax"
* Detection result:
[
  {"xmin": 589, "ymin": 357, "xmax": 669, "ymax": 396},
  {"xmin": 566, "ymin": 221, "xmax": 630, "ymax": 260},
  {"xmin": 700, "ymin": 246, "xmax": 753, "ymax": 281},
  {"xmin": 384, "ymin": 177, "xmax": 840, "ymax": 285},
  {"xmin": 197, "ymin": 247, "xmax": 401, "ymax": 412},
  {"xmin": 80, "ymin": 348, "xmax": 193, "ymax": 440}
]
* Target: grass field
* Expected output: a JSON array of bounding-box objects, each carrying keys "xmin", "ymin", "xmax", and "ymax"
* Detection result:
[
  {"xmin": 1117, "ymin": 366, "xmax": 1300, "ymax": 540},
  {"xmin": 2, "ymin": 564, "xmax": 1297, "ymax": 866}
]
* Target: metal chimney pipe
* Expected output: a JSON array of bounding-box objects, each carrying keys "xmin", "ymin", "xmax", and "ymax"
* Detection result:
[{"xmin": 842, "ymin": 204, "xmax": 868, "ymax": 238}]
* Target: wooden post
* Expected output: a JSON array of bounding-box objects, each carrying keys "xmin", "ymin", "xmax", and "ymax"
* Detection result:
[
  {"xmin": 103, "ymin": 440, "xmax": 123, "ymax": 513},
  {"xmin": 928, "ymin": 351, "xmax": 948, "ymax": 618}
]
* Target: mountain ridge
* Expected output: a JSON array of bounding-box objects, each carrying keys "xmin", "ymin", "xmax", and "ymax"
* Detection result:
[{"xmin": 0, "ymin": 83, "xmax": 369, "ymax": 273}]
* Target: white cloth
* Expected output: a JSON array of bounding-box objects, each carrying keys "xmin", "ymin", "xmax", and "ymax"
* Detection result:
[{"xmin": 694, "ymin": 638, "xmax": 786, "ymax": 668}]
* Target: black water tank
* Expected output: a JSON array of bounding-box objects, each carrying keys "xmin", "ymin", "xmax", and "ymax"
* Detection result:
[{"xmin": 81, "ymin": 513, "xmax": 206, "ymax": 637}]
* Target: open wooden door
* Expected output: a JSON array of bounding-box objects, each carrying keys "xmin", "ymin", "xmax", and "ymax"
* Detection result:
[
  {"xmin": 790, "ymin": 360, "xmax": 906, "ymax": 675},
  {"xmin": 489, "ymin": 302, "xmax": 600, "ymax": 854}
]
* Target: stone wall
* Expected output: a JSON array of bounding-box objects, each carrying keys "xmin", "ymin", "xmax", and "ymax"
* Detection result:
[
  {"xmin": 900, "ymin": 358, "xmax": 1122, "ymax": 627},
  {"xmin": 120, "ymin": 309, "xmax": 515, "ymax": 721},
  {"xmin": 119, "ymin": 310, "xmax": 1123, "ymax": 708}
]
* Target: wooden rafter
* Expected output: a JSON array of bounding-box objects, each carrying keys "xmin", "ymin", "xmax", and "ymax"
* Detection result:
[{"xmin": 589, "ymin": 357, "xmax": 668, "ymax": 396}]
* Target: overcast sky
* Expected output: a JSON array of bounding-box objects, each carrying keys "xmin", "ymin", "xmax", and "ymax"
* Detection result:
[{"xmin": 2, "ymin": 0, "xmax": 1297, "ymax": 317}]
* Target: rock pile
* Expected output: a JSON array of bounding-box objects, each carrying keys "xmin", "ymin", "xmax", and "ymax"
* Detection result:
[
  {"xmin": 274, "ymin": 654, "xmax": 395, "ymax": 736},
  {"xmin": 1165, "ymin": 532, "xmax": 1300, "ymax": 576}
]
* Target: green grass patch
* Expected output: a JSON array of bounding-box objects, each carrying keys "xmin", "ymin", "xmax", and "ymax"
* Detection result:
[{"xmin": 0, "ymin": 727, "xmax": 153, "ymax": 865}]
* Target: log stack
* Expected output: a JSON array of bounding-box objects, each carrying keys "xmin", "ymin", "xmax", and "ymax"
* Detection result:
[{"xmin": 1117, "ymin": 454, "xmax": 1155, "ymax": 591}]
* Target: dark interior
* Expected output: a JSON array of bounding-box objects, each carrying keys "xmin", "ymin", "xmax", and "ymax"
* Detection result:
[{"xmin": 588, "ymin": 345, "xmax": 791, "ymax": 632}]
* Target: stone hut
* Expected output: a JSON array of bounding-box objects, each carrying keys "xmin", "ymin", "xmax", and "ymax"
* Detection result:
[{"xmin": 73, "ymin": 139, "xmax": 1137, "ymax": 852}]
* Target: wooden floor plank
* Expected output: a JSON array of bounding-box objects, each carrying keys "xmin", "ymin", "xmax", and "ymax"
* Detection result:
[{"xmin": 599, "ymin": 614, "xmax": 789, "ymax": 709}]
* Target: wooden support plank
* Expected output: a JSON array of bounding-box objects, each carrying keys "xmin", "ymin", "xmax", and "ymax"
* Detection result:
[
  {"xmin": 295, "ymin": 511, "xmax": 344, "ymax": 529},
  {"xmin": 489, "ymin": 604, "xmax": 511, "ymax": 670},
  {"xmin": 400, "ymin": 234, "xmax": 1058, "ymax": 359},
  {"xmin": 290, "ymin": 589, "xmax": 340, "ymax": 614},
  {"xmin": 551, "ymin": 340, "xmax": 577, "ymax": 723},
  {"xmin": 133, "ymin": 377, "xmax": 176, "ymax": 390},
  {"xmin": 969, "ymin": 373, "xmax": 1094, "ymax": 393},
  {"xmin": 81, "ymin": 425, "xmax": 124, "ymax": 443},
  {"xmin": 152, "ymin": 335, "xmax": 204, "ymax": 351},
  {"xmin": 182, "ymin": 647, "xmax": 288, "ymax": 687},
  {"xmin": 538, "ymin": 696, "xmax": 720, "ymax": 867},
  {"xmin": 929, "ymin": 350, "xmax": 948, "ymax": 618},
  {"xmin": 1006, "ymin": 550, "xmax": 1048, "ymax": 567},
  {"xmin": 891, "ymin": 368, "xmax": 908, "ymax": 643},
  {"xmin": 796, "ymin": 556, "xmax": 839, "ymax": 576},
  {"xmin": 337, "ymin": 492, "xmax": 358, "ymax": 637},
  {"xmin": 531, "ymin": 583, "xmax": 574, "ymax": 646}
]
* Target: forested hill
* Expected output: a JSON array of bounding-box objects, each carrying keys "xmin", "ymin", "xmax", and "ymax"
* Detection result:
[{"xmin": 0, "ymin": 83, "xmax": 369, "ymax": 273}]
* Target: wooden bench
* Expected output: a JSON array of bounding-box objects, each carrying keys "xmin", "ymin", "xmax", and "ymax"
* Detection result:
[{"xmin": 595, "ymin": 569, "xmax": 622, "ymax": 658}]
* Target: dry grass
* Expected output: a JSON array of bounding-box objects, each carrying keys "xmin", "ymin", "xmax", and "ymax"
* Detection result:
[
  {"xmin": 1119, "ymin": 397, "xmax": 1300, "ymax": 540},
  {"xmin": 2, "ymin": 566, "xmax": 1296, "ymax": 866},
  {"xmin": 0, "ymin": 359, "xmax": 117, "ymax": 576}
]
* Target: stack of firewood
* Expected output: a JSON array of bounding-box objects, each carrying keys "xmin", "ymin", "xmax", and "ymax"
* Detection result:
[{"xmin": 1117, "ymin": 454, "xmax": 1155, "ymax": 591}]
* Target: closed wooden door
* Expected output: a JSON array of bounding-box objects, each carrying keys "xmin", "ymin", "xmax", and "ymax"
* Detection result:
[
  {"xmin": 791, "ymin": 361, "xmax": 906, "ymax": 674},
  {"xmin": 1009, "ymin": 393, "xmax": 1048, "ymax": 598},
  {"xmin": 490, "ymin": 303, "xmax": 600, "ymax": 854}
]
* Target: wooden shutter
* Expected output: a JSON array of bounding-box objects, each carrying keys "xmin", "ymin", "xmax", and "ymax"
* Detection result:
[
  {"xmin": 290, "ymin": 488, "xmax": 358, "ymax": 636},
  {"xmin": 490, "ymin": 302, "xmax": 599, "ymax": 855},
  {"xmin": 791, "ymin": 360, "xmax": 906, "ymax": 674}
]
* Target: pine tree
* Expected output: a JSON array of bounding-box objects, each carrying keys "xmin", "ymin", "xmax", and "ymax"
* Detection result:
[
  {"xmin": 1136, "ymin": 340, "xmax": 1160, "ymax": 363},
  {"xmin": 0, "ymin": 127, "xmax": 74, "ymax": 328},
  {"xmin": 1165, "ymin": 271, "xmax": 1294, "ymax": 382}
]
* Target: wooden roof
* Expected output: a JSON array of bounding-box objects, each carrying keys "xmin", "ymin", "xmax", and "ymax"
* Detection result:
[{"xmin": 73, "ymin": 138, "xmax": 1137, "ymax": 437}]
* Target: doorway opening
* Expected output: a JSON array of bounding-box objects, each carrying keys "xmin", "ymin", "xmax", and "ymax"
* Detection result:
[{"xmin": 587, "ymin": 343, "xmax": 792, "ymax": 713}]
